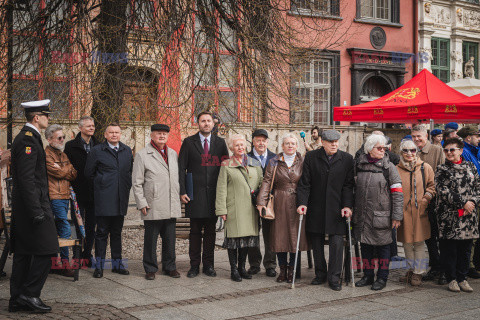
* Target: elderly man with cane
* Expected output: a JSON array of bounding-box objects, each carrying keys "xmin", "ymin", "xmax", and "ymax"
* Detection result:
[{"xmin": 297, "ymin": 130, "xmax": 355, "ymax": 291}]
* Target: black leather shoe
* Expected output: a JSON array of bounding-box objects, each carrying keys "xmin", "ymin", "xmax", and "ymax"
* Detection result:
[
  {"xmin": 231, "ymin": 269, "xmax": 242, "ymax": 282},
  {"xmin": 93, "ymin": 268, "xmax": 103, "ymax": 278},
  {"xmin": 329, "ymin": 282, "xmax": 342, "ymax": 291},
  {"xmin": 422, "ymin": 269, "xmax": 439, "ymax": 281},
  {"xmin": 112, "ymin": 268, "xmax": 130, "ymax": 275},
  {"xmin": 437, "ymin": 273, "xmax": 448, "ymax": 285},
  {"xmin": 16, "ymin": 295, "xmax": 51, "ymax": 313},
  {"xmin": 247, "ymin": 266, "xmax": 261, "ymax": 275},
  {"xmin": 203, "ymin": 265, "xmax": 217, "ymax": 277},
  {"xmin": 355, "ymin": 276, "xmax": 374, "ymax": 287},
  {"xmin": 311, "ymin": 276, "xmax": 327, "ymax": 285},
  {"xmin": 468, "ymin": 267, "xmax": 480, "ymax": 279},
  {"xmin": 187, "ymin": 266, "xmax": 199, "ymax": 278},
  {"xmin": 266, "ymin": 268, "xmax": 277, "ymax": 277},
  {"xmin": 8, "ymin": 299, "xmax": 32, "ymax": 312},
  {"xmin": 371, "ymin": 278, "xmax": 387, "ymax": 291}
]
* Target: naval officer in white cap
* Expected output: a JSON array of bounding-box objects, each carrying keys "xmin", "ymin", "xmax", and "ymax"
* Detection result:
[{"xmin": 9, "ymin": 99, "xmax": 59, "ymax": 313}]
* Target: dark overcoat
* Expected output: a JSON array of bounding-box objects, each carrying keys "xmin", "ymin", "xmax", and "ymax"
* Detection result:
[
  {"xmin": 84, "ymin": 141, "xmax": 132, "ymax": 217},
  {"xmin": 10, "ymin": 125, "xmax": 60, "ymax": 255},
  {"xmin": 248, "ymin": 148, "xmax": 277, "ymax": 175},
  {"xmin": 297, "ymin": 148, "xmax": 355, "ymax": 235},
  {"xmin": 64, "ymin": 132, "xmax": 98, "ymax": 206},
  {"xmin": 178, "ymin": 133, "xmax": 229, "ymax": 219}
]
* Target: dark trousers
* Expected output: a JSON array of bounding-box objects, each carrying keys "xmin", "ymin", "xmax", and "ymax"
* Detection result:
[
  {"xmin": 439, "ymin": 238, "xmax": 472, "ymax": 283},
  {"xmin": 143, "ymin": 219, "xmax": 177, "ymax": 273},
  {"xmin": 10, "ymin": 254, "xmax": 51, "ymax": 300},
  {"xmin": 425, "ymin": 204, "xmax": 441, "ymax": 271},
  {"xmin": 189, "ymin": 217, "xmax": 217, "ymax": 267},
  {"xmin": 248, "ymin": 218, "xmax": 277, "ymax": 269},
  {"xmin": 471, "ymin": 239, "xmax": 480, "ymax": 269},
  {"xmin": 310, "ymin": 233, "xmax": 343, "ymax": 284},
  {"xmin": 361, "ymin": 243, "xmax": 390, "ymax": 281},
  {"xmin": 79, "ymin": 202, "xmax": 96, "ymax": 260},
  {"xmin": 277, "ymin": 252, "xmax": 296, "ymax": 267},
  {"xmin": 94, "ymin": 216, "xmax": 124, "ymax": 269}
]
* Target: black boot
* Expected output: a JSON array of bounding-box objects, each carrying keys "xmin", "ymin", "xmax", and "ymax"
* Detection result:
[
  {"xmin": 238, "ymin": 248, "xmax": 252, "ymax": 279},
  {"xmin": 228, "ymin": 249, "xmax": 242, "ymax": 282}
]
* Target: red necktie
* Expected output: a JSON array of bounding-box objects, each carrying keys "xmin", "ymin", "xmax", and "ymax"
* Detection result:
[{"xmin": 203, "ymin": 138, "xmax": 209, "ymax": 154}]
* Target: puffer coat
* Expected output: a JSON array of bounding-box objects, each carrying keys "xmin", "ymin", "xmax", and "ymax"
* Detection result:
[{"xmin": 353, "ymin": 154, "xmax": 404, "ymax": 246}]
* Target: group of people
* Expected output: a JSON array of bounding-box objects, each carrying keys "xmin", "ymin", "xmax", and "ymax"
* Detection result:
[{"xmin": 6, "ymin": 98, "xmax": 480, "ymax": 314}]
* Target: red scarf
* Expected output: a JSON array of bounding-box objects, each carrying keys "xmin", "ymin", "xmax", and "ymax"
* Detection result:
[
  {"xmin": 151, "ymin": 140, "xmax": 168, "ymax": 165},
  {"xmin": 452, "ymin": 158, "xmax": 462, "ymax": 165}
]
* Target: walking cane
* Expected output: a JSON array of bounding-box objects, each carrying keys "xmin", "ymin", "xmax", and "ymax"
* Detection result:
[
  {"xmin": 347, "ymin": 216, "xmax": 355, "ymax": 288},
  {"xmin": 291, "ymin": 214, "xmax": 304, "ymax": 289}
]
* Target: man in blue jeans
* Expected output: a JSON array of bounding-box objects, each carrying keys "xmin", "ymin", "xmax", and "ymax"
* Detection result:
[{"xmin": 45, "ymin": 124, "xmax": 77, "ymax": 277}]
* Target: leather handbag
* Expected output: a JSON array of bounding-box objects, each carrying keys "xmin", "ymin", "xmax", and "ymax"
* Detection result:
[{"xmin": 261, "ymin": 165, "xmax": 277, "ymax": 220}]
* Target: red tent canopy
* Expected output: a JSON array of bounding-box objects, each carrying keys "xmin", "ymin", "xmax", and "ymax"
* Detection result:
[
  {"xmin": 430, "ymin": 93, "xmax": 480, "ymax": 123},
  {"xmin": 334, "ymin": 69, "xmax": 467, "ymax": 123}
]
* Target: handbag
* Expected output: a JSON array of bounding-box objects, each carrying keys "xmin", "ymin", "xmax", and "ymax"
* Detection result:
[{"xmin": 261, "ymin": 165, "xmax": 277, "ymax": 220}]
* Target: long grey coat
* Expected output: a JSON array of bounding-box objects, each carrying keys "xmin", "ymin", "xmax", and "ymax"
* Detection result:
[
  {"xmin": 353, "ymin": 154, "xmax": 404, "ymax": 246},
  {"xmin": 132, "ymin": 143, "xmax": 182, "ymax": 220}
]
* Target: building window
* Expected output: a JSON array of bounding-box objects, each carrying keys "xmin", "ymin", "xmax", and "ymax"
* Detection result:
[
  {"xmin": 463, "ymin": 41, "xmax": 478, "ymax": 79},
  {"xmin": 192, "ymin": 13, "xmax": 238, "ymax": 124},
  {"xmin": 290, "ymin": 0, "xmax": 340, "ymax": 17},
  {"xmin": 291, "ymin": 59, "xmax": 331, "ymax": 125},
  {"xmin": 431, "ymin": 38, "xmax": 450, "ymax": 83},
  {"xmin": 356, "ymin": 0, "xmax": 400, "ymax": 24},
  {"xmin": 127, "ymin": 0, "xmax": 157, "ymax": 29}
]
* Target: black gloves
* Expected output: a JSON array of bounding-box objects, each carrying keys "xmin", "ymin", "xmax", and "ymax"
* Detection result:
[{"xmin": 32, "ymin": 214, "xmax": 47, "ymax": 225}]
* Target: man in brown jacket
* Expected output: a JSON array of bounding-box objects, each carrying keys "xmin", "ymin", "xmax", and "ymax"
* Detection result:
[
  {"xmin": 45, "ymin": 124, "xmax": 77, "ymax": 277},
  {"xmin": 411, "ymin": 125, "xmax": 445, "ymax": 284}
]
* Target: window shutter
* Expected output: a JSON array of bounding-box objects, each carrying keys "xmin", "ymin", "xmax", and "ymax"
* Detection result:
[{"xmin": 392, "ymin": 0, "xmax": 400, "ymax": 23}]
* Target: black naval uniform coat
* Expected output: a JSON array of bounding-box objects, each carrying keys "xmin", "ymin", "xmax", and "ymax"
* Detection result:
[{"xmin": 10, "ymin": 125, "xmax": 59, "ymax": 255}]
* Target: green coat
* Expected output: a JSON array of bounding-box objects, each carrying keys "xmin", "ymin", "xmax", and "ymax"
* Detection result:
[{"xmin": 215, "ymin": 156, "xmax": 263, "ymax": 238}]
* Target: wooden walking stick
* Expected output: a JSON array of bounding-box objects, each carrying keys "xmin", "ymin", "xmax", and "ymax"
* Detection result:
[{"xmin": 291, "ymin": 214, "xmax": 304, "ymax": 289}]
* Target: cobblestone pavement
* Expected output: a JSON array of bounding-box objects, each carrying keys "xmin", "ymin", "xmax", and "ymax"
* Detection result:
[{"xmin": 1, "ymin": 248, "xmax": 480, "ymax": 320}]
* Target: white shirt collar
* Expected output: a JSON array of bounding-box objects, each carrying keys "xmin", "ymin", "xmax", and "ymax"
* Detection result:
[
  {"xmin": 199, "ymin": 132, "xmax": 211, "ymax": 143},
  {"xmin": 25, "ymin": 122, "xmax": 41, "ymax": 135},
  {"xmin": 253, "ymin": 148, "xmax": 267, "ymax": 158},
  {"xmin": 108, "ymin": 142, "xmax": 119, "ymax": 149}
]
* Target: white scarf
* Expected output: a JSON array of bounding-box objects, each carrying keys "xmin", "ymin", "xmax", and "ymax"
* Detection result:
[{"xmin": 283, "ymin": 153, "xmax": 296, "ymax": 168}]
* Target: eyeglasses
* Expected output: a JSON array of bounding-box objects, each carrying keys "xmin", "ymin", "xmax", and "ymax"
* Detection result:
[
  {"xmin": 443, "ymin": 148, "xmax": 461, "ymax": 153},
  {"xmin": 402, "ymin": 149, "xmax": 417, "ymax": 154},
  {"xmin": 374, "ymin": 146, "xmax": 387, "ymax": 151},
  {"xmin": 56, "ymin": 136, "xmax": 65, "ymax": 141}
]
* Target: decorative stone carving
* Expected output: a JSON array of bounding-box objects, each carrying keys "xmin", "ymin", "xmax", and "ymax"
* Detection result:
[
  {"xmin": 463, "ymin": 9, "xmax": 480, "ymax": 30},
  {"xmin": 457, "ymin": 8, "xmax": 463, "ymax": 23},
  {"xmin": 451, "ymin": 50, "xmax": 462, "ymax": 64},
  {"xmin": 424, "ymin": 2, "xmax": 431, "ymax": 15},
  {"xmin": 452, "ymin": 70, "xmax": 463, "ymax": 81},
  {"xmin": 465, "ymin": 56, "xmax": 475, "ymax": 79},
  {"xmin": 419, "ymin": 47, "xmax": 433, "ymax": 63},
  {"xmin": 370, "ymin": 27, "xmax": 386, "ymax": 50},
  {"xmin": 430, "ymin": 5, "xmax": 451, "ymax": 25}
]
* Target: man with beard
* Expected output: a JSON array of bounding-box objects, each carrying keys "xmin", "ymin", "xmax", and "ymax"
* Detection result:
[
  {"xmin": 45, "ymin": 124, "xmax": 77, "ymax": 277},
  {"xmin": 179, "ymin": 111, "xmax": 229, "ymax": 278},
  {"xmin": 9, "ymin": 100, "xmax": 59, "ymax": 313},
  {"xmin": 305, "ymin": 126, "xmax": 322, "ymax": 152}
]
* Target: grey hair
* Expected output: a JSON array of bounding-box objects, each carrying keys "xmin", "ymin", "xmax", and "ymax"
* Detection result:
[
  {"xmin": 227, "ymin": 134, "xmax": 247, "ymax": 150},
  {"xmin": 371, "ymin": 130, "xmax": 384, "ymax": 136},
  {"xmin": 411, "ymin": 124, "xmax": 428, "ymax": 135},
  {"xmin": 45, "ymin": 124, "xmax": 63, "ymax": 140},
  {"xmin": 399, "ymin": 139, "xmax": 418, "ymax": 153},
  {"xmin": 364, "ymin": 134, "xmax": 387, "ymax": 154},
  {"xmin": 79, "ymin": 116, "xmax": 94, "ymax": 128},
  {"xmin": 281, "ymin": 133, "xmax": 298, "ymax": 146}
]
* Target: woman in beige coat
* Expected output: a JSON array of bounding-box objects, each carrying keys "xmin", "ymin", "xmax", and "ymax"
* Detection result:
[
  {"xmin": 396, "ymin": 139, "xmax": 435, "ymax": 286},
  {"xmin": 257, "ymin": 133, "xmax": 308, "ymax": 283}
]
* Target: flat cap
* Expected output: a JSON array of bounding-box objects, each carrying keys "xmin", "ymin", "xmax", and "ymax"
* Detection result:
[
  {"xmin": 445, "ymin": 122, "xmax": 459, "ymax": 130},
  {"xmin": 457, "ymin": 125, "xmax": 479, "ymax": 139},
  {"xmin": 21, "ymin": 99, "xmax": 51, "ymax": 114},
  {"xmin": 252, "ymin": 129, "xmax": 268, "ymax": 139},
  {"xmin": 321, "ymin": 129, "xmax": 341, "ymax": 141},
  {"xmin": 430, "ymin": 129, "xmax": 442, "ymax": 136},
  {"xmin": 151, "ymin": 124, "xmax": 170, "ymax": 132}
]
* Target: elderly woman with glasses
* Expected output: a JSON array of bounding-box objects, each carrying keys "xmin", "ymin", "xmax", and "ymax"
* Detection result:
[
  {"xmin": 45, "ymin": 124, "xmax": 77, "ymax": 277},
  {"xmin": 396, "ymin": 139, "xmax": 435, "ymax": 286},
  {"xmin": 354, "ymin": 134, "xmax": 404, "ymax": 291},
  {"xmin": 436, "ymin": 137, "xmax": 480, "ymax": 292},
  {"xmin": 216, "ymin": 134, "xmax": 263, "ymax": 282}
]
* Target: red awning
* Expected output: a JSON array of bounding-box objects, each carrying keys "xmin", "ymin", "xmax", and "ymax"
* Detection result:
[
  {"xmin": 430, "ymin": 92, "xmax": 480, "ymax": 123},
  {"xmin": 333, "ymin": 69, "xmax": 468, "ymax": 123}
]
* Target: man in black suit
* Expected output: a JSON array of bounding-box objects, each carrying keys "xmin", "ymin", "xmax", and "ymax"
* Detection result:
[
  {"xmin": 85, "ymin": 123, "xmax": 132, "ymax": 278},
  {"xmin": 297, "ymin": 130, "xmax": 355, "ymax": 291},
  {"xmin": 10, "ymin": 100, "xmax": 59, "ymax": 313},
  {"xmin": 179, "ymin": 111, "xmax": 229, "ymax": 278},
  {"xmin": 247, "ymin": 129, "xmax": 277, "ymax": 277},
  {"xmin": 64, "ymin": 116, "xmax": 98, "ymax": 266}
]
